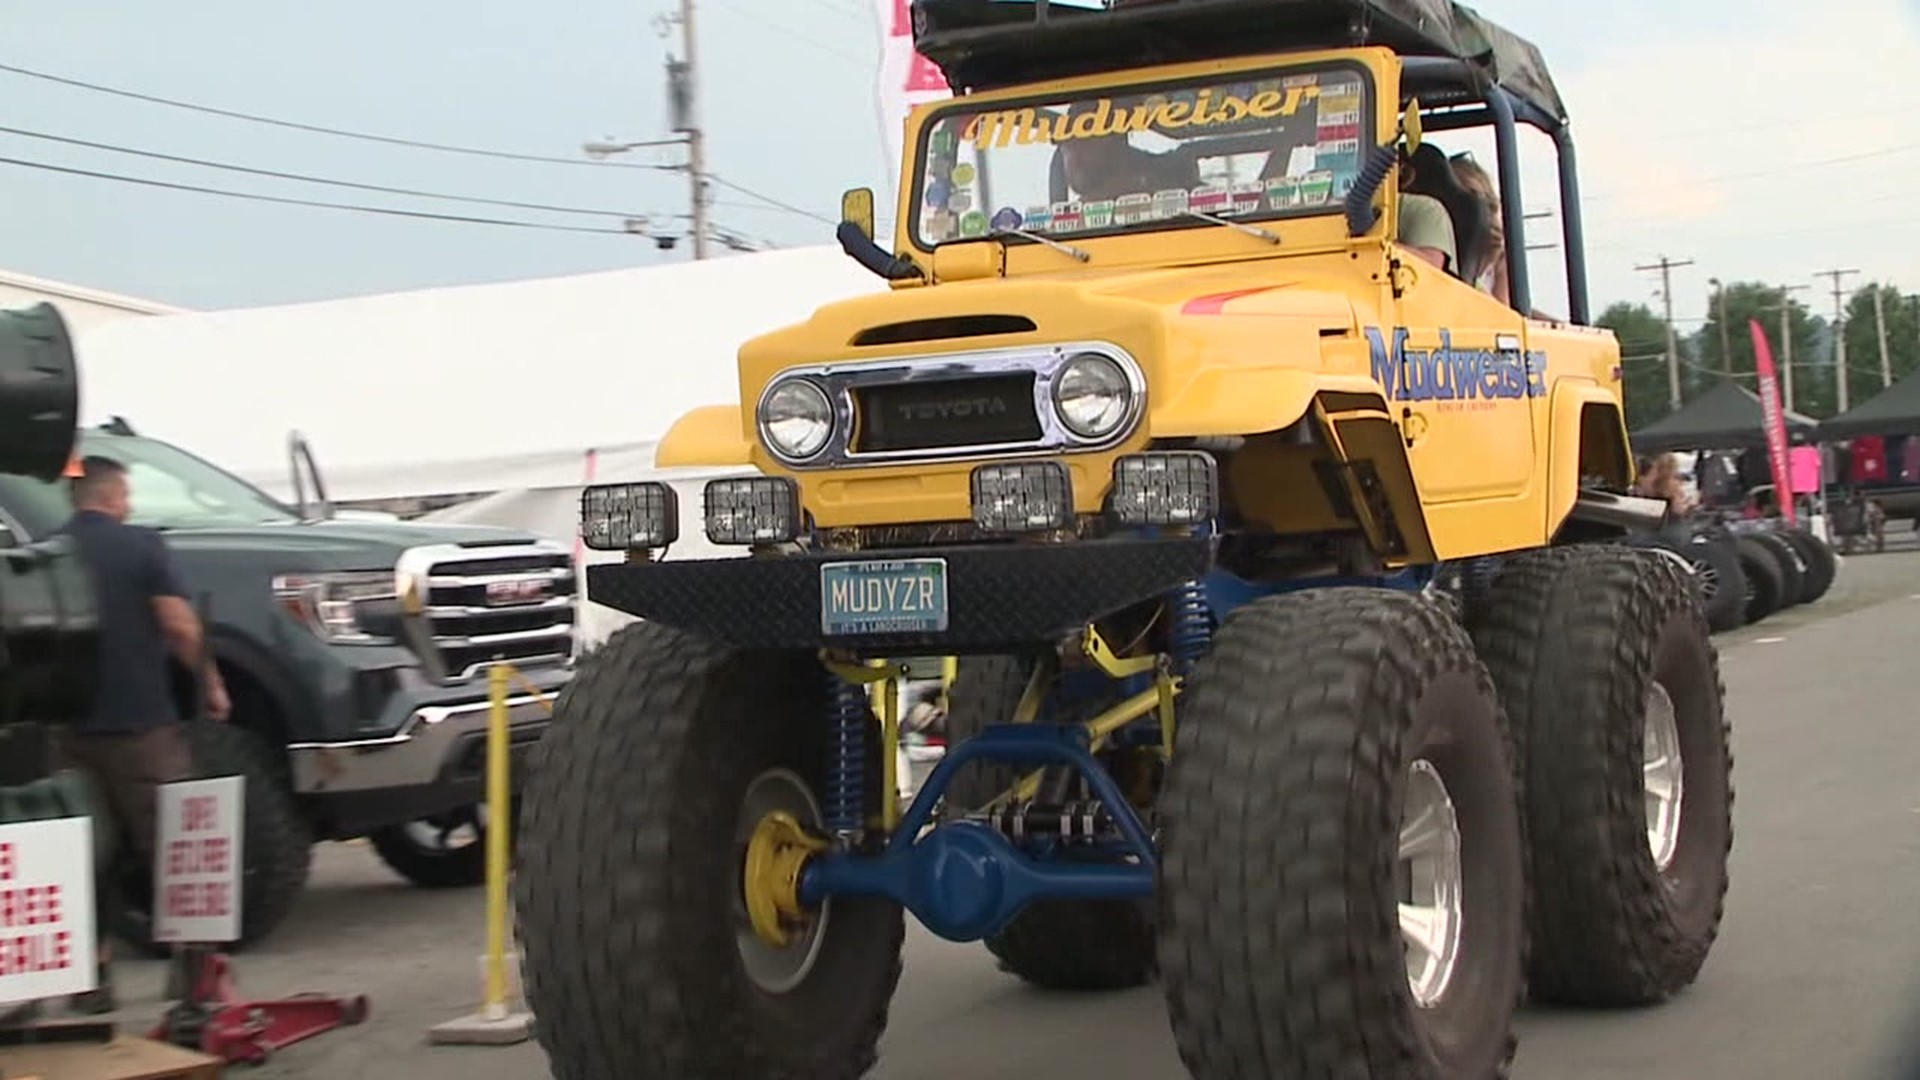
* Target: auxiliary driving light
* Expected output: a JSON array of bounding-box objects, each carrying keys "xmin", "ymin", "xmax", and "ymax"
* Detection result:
[
  {"xmin": 971, "ymin": 462, "xmax": 1074, "ymax": 534},
  {"xmin": 1111, "ymin": 452, "xmax": 1219, "ymax": 527},
  {"xmin": 705, "ymin": 476, "xmax": 803, "ymax": 545},
  {"xmin": 580, "ymin": 482, "xmax": 679, "ymax": 551}
]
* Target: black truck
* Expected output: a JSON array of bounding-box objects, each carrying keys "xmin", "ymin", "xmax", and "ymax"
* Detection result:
[{"xmin": 0, "ymin": 419, "xmax": 576, "ymax": 950}]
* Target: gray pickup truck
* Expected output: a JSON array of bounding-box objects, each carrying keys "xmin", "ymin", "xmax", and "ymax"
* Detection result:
[{"xmin": 0, "ymin": 420, "xmax": 575, "ymax": 950}]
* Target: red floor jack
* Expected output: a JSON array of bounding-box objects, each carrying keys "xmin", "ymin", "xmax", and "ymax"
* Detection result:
[{"xmin": 151, "ymin": 945, "xmax": 370, "ymax": 1065}]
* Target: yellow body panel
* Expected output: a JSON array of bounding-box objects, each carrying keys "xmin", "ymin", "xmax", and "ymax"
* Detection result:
[{"xmin": 661, "ymin": 45, "xmax": 1629, "ymax": 560}]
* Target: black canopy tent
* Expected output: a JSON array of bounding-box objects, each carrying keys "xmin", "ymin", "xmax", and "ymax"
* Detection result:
[
  {"xmin": 1813, "ymin": 367, "xmax": 1920, "ymax": 441},
  {"xmin": 1630, "ymin": 380, "xmax": 1817, "ymax": 454}
]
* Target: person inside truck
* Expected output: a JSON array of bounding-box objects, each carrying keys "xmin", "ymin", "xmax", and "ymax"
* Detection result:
[{"xmin": 51, "ymin": 454, "xmax": 230, "ymax": 1014}]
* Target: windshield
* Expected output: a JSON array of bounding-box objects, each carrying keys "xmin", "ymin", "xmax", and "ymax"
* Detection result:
[
  {"xmin": 911, "ymin": 61, "xmax": 1373, "ymax": 249},
  {"xmin": 0, "ymin": 433, "xmax": 300, "ymax": 533}
]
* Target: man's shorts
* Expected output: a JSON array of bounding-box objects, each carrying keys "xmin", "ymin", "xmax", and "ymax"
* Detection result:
[{"xmin": 51, "ymin": 723, "xmax": 195, "ymax": 865}]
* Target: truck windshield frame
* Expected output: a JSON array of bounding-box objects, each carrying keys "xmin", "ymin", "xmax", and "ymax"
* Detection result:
[
  {"xmin": 0, "ymin": 433, "xmax": 298, "ymax": 536},
  {"xmin": 906, "ymin": 57, "xmax": 1376, "ymax": 255}
]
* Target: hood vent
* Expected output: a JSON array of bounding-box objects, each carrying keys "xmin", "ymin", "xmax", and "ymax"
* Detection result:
[{"xmin": 851, "ymin": 314, "xmax": 1036, "ymax": 348}]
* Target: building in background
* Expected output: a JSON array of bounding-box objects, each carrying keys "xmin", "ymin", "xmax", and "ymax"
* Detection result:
[{"xmin": 0, "ymin": 269, "xmax": 185, "ymax": 336}]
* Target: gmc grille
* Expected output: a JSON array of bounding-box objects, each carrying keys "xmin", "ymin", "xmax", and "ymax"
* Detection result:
[
  {"xmin": 852, "ymin": 374, "xmax": 1043, "ymax": 454},
  {"xmin": 406, "ymin": 543, "xmax": 577, "ymax": 683}
]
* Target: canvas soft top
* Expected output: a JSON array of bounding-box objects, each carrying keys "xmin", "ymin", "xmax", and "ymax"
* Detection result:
[{"xmin": 911, "ymin": 0, "xmax": 1568, "ymax": 123}]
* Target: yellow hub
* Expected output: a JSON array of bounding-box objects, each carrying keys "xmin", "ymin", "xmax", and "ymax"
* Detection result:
[{"xmin": 742, "ymin": 810, "xmax": 828, "ymax": 948}]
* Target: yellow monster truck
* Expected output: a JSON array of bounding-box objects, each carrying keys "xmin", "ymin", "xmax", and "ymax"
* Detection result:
[{"xmin": 519, "ymin": 2, "xmax": 1735, "ymax": 1077}]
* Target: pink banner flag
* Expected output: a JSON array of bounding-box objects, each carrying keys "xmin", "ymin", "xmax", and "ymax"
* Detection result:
[{"xmin": 1749, "ymin": 319, "xmax": 1797, "ymax": 525}]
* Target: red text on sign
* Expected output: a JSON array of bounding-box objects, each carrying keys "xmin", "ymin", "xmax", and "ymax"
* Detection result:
[
  {"xmin": 0, "ymin": 930, "xmax": 71, "ymax": 976},
  {"xmin": 164, "ymin": 881, "xmax": 231, "ymax": 920},
  {"xmin": 182, "ymin": 795, "xmax": 219, "ymax": 833},
  {"xmin": 0, "ymin": 842, "xmax": 13, "ymax": 882},
  {"xmin": 165, "ymin": 837, "xmax": 231, "ymax": 877},
  {"xmin": 0, "ymin": 884, "xmax": 64, "ymax": 929}
]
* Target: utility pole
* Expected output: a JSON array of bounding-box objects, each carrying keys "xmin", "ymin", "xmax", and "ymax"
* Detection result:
[
  {"xmin": 1637, "ymin": 255, "xmax": 1694, "ymax": 410},
  {"xmin": 669, "ymin": 0, "xmax": 710, "ymax": 260},
  {"xmin": 1872, "ymin": 285, "xmax": 1892, "ymax": 388},
  {"xmin": 1711, "ymin": 277, "xmax": 1733, "ymax": 375},
  {"xmin": 1766, "ymin": 284, "xmax": 1809, "ymax": 414},
  {"xmin": 1816, "ymin": 268, "xmax": 1859, "ymax": 412}
]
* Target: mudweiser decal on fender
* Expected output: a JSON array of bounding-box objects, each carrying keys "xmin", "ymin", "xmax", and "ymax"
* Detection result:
[{"xmin": 1366, "ymin": 327, "xmax": 1547, "ymax": 408}]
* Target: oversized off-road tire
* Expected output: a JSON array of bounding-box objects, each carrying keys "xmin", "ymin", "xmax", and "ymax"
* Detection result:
[
  {"xmin": 515, "ymin": 623, "xmax": 904, "ymax": 1080},
  {"xmin": 944, "ymin": 655, "xmax": 1156, "ymax": 992},
  {"xmin": 1642, "ymin": 534, "xmax": 1745, "ymax": 634},
  {"xmin": 115, "ymin": 722, "xmax": 314, "ymax": 956},
  {"xmin": 1736, "ymin": 539, "xmax": 1785, "ymax": 624},
  {"xmin": 368, "ymin": 804, "xmax": 501, "ymax": 888},
  {"xmin": 1749, "ymin": 532, "xmax": 1806, "ymax": 608},
  {"xmin": 1160, "ymin": 590, "xmax": 1525, "ymax": 1078},
  {"xmin": 1468, "ymin": 545, "xmax": 1732, "ymax": 1006},
  {"xmin": 1778, "ymin": 528, "xmax": 1837, "ymax": 604}
]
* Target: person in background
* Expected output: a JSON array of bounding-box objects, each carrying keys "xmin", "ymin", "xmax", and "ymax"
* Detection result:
[
  {"xmin": 1633, "ymin": 451, "xmax": 1697, "ymax": 520},
  {"xmin": 1447, "ymin": 152, "xmax": 1510, "ymax": 305},
  {"xmin": 51, "ymin": 455, "xmax": 229, "ymax": 1014}
]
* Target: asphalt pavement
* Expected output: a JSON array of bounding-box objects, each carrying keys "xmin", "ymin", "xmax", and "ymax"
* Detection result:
[{"xmin": 33, "ymin": 546, "xmax": 1920, "ymax": 1079}]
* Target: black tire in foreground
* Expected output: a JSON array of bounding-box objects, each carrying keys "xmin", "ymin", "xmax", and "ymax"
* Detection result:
[
  {"xmin": 1736, "ymin": 538, "xmax": 1786, "ymax": 624},
  {"xmin": 515, "ymin": 623, "xmax": 904, "ymax": 1080},
  {"xmin": 1468, "ymin": 545, "xmax": 1732, "ymax": 1006},
  {"xmin": 116, "ymin": 722, "xmax": 314, "ymax": 956},
  {"xmin": 943, "ymin": 656, "xmax": 1157, "ymax": 992},
  {"xmin": 1777, "ymin": 528, "xmax": 1837, "ymax": 604},
  {"xmin": 368, "ymin": 806, "xmax": 495, "ymax": 888},
  {"xmin": 1160, "ymin": 589, "xmax": 1525, "ymax": 1078},
  {"xmin": 1749, "ymin": 532, "xmax": 1807, "ymax": 609}
]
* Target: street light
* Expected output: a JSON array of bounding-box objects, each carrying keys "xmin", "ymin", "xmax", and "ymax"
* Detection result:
[{"xmin": 582, "ymin": 134, "xmax": 708, "ymax": 258}]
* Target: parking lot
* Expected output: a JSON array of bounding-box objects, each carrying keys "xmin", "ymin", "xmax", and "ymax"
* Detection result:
[{"xmin": 72, "ymin": 546, "xmax": 1920, "ymax": 1079}]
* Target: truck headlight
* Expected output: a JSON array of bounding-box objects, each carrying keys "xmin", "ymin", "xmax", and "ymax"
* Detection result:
[
  {"xmin": 759, "ymin": 378, "xmax": 835, "ymax": 461},
  {"xmin": 1111, "ymin": 451, "xmax": 1219, "ymax": 526},
  {"xmin": 580, "ymin": 482, "xmax": 679, "ymax": 551},
  {"xmin": 706, "ymin": 477, "xmax": 803, "ymax": 545},
  {"xmin": 1053, "ymin": 352, "xmax": 1134, "ymax": 441},
  {"xmin": 971, "ymin": 462, "xmax": 1074, "ymax": 533},
  {"xmin": 273, "ymin": 571, "xmax": 400, "ymax": 644}
]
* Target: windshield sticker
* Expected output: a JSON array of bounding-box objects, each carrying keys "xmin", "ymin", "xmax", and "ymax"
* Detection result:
[
  {"xmin": 951, "ymin": 163, "xmax": 976, "ymax": 186},
  {"xmin": 1115, "ymin": 192, "xmax": 1154, "ymax": 225},
  {"xmin": 1153, "ymin": 189, "xmax": 1191, "ymax": 217},
  {"xmin": 959, "ymin": 211, "xmax": 988, "ymax": 238},
  {"xmin": 990, "ymin": 207, "xmax": 1024, "ymax": 232},
  {"xmin": 964, "ymin": 86, "xmax": 1322, "ymax": 149},
  {"xmin": 1189, "ymin": 186, "xmax": 1230, "ymax": 215},
  {"xmin": 1084, "ymin": 200, "xmax": 1115, "ymax": 229},
  {"xmin": 1229, "ymin": 182, "xmax": 1266, "ymax": 216}
]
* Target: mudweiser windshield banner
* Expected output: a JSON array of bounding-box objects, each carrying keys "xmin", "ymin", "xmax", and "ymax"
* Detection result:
[
  {"xmin": 1750, "ymin": 318, "xmax": 1797, "ymax": 525},
  {"xmin": 875, "ymin": 0, "xmax": 952, "ymax": 208}
]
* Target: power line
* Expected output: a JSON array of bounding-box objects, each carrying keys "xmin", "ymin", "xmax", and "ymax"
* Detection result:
[
  {"xmin": 1635, "ymin": 255, "xmax": 1694, "ymax": 410},
  {"xmin": 0, "ymin": 123, "xmax": 664, "ymax": 220},
  {"xmin": 0, "ymin": 154, "xmax": 637, "ymax": 235},
  {"xmin": 0, "ymin": 57, "xmax": 829, "ymax": 226}
]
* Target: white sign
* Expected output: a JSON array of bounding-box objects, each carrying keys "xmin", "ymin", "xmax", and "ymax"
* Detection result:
[
  {"xmin": 154, "ymin": 776, "xmax": 245, "ymax": 944},
  {"xmin": 0, "ymin": 817, "xmax": 96, "ymax": 1006},
  {"xmin": 873, "ymin": 0, "xmax": 953, "ymax": 212}
]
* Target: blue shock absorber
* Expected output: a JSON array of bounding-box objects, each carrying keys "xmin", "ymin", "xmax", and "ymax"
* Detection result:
[
  {"xmin": 825, "ymin": 673, "xmax": 869, "ymax": 836},
  {"xmin": 1167, "ymin": 580, "xmax": 1214, "ymax": 674}
]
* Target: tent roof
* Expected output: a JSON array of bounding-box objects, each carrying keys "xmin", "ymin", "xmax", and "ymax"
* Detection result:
[
  {"xmin": 1630, "ymin": 380, "xmax": 1817, "ymax": 453},
  {"xmin": 1814, "ymin": 367, "xmax": 1920, "ymax": 441},
  {"xmin": 71, "ymin": 246, "xmax": 885, "ymax": 500}
]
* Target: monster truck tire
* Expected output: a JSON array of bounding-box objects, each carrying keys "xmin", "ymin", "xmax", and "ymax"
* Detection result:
[
  {"xmin": 1160, "ymin": 590, "xmax": 1525, "ymax": 1079},
  {"xmin": 944, "ymin": 655, "xmax": 1156, "ymax": 992},
  {"xmin": 1467, "ymin": 545, "xmax": 1732, "ymax": 1006},
  {"xmin": 115, "ymin": 722, "xmax": 314, "ymax": 956},
  {"xmin": 1778, "ymin": 528, "xmax": 1837, "ymax": 604},
  {"xmin": 1736, "ymin": 539, "xmax": 1786, "ymax": 624},
  {"xmin": 514, "ymin": 623, "xmax": 904, "ymax": 1080},
  {"xmin": 1749, "ymin": 533, "xmax": 1807, "ymax": 608},
  {"xmin": 1643, "ymin": 534, "xmax": 1745, "ymax": 634}
]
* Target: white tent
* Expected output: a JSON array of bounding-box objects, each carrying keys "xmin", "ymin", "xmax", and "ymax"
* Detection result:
[{"xmin": 72, "ymin": 245, "xmax": 887, "ymax": 502}]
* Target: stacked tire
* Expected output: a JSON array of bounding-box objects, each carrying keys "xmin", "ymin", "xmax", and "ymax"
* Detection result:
[{"xmin": 1636, "ymin": 525, "xmax": 1837, "ymax": 633}]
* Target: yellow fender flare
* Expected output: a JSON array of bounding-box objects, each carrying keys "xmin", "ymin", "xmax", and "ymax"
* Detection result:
[
  {"xmin": 1546, "ymin": 379, "xmax": 1633, "ymax": 535},
  {"xmin": 656, "ymin": 404, "xmax": 754, "ymax": 468}
]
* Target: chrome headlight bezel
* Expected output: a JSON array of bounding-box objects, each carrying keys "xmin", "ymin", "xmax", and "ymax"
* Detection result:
[
  {"xmin": 756, "ymin": 377, "xmax": 836, "ymax": 464},
  {"xmin": 1050, "ymin": 351, "xmax": 1137, "ymax": 442}
]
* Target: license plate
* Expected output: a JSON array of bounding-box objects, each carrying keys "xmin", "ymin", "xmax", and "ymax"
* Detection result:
[{"xmin": 820, "ymin": 559, "xmax": 950, "ymax": 636}]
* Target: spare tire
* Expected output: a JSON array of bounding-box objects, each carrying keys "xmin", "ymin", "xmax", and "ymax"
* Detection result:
[
  {"xmin": 1778, "ymin": 528, "xmax": 1837, "ymax": 604},
  {"xmin": 1748, "ymin": 532, "xmax": 1807, "ymax": 608},
  {"xmin": 1645, "ymin": 534, "xmax": 1746, "ymax": 634},
  {"xmin": 1735, "ymin": 538, "xmax": 1786, "ymax": 624}
]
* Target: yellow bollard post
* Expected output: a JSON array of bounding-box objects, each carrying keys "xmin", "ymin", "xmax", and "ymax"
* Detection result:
[{"xmin": 428, "ymin": 662, "xmax": 534, "ymax": 1045}]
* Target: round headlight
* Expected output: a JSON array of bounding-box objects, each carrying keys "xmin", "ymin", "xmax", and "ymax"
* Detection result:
[
  {"xmin": 1053, "ymin": 353, "xmax": 1134, "ymax": 440},
  {"xmin": 761, "ymin": 379, "xmax": 834, "ymax": 460}
]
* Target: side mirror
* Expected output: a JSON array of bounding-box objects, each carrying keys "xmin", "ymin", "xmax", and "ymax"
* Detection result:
[
  {"xmin": 841, "ymin": 188, "xmax": 877, "ymax": 242},
  {"xmin": 1403, "ymin": 98, "xmax": 1425, "ymax": 153},
  {"xmin": 0, "ymin": 524, "xmax": 16, "ymax": 549}
]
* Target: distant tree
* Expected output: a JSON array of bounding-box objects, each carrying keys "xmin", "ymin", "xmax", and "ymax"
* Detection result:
[
  {"xmin": 1838, "ymin": 283, "xmax": 1920, "ymax": 412},
  {"xmin": 1598, "ymin": 301, "xmax": 1689, "ymax": 429}
]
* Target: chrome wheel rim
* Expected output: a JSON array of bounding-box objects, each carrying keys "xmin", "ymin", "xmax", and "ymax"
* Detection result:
[
  {"xmin": 734, "ymin": 769, "xmax": 831, "ymax": 994},
  {"xmin": 1400, "ymin": 759, "xmax": 1465, "ymax": 1008},
  {"xmin": 1644, "ymin": 683, "xmax": 1686, "ymax": 872},
  {"xmin": 401, "ymin": 803, "xmax": 486, "ymax": 852}
]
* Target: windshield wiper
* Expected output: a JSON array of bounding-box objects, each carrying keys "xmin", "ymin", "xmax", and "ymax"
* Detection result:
[
  {"xmin": 1179, "ymin": 210, "xmax": 1281, "ymax": 246},
  {"xmin": 991, "ymin": 227, "xmax": 1090, "ymax": 263}
]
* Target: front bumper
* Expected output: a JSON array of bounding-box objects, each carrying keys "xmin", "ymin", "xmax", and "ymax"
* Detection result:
[
  {"xmin": 587, "ymin": 536, "xmax": 1216, "ymax": 653},
  {"xmin": 288, "ymin": 685, "xmax": 560, "ymax": 837}
]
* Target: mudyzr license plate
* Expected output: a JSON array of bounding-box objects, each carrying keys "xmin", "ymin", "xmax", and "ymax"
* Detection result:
[{"xmin": 819, "ymin": 559, "xmax": 950, "ymax": 635}]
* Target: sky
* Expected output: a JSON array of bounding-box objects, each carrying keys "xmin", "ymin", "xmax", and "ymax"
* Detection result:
[{"xmin": 0, "ymin": 0, "xmax": 1917, "ymax": 333}]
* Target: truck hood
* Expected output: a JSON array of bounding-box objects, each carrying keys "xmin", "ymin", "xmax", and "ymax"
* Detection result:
[{"xmin": 153, "ymin": 517, "xmax": 554, "ymax": 573}]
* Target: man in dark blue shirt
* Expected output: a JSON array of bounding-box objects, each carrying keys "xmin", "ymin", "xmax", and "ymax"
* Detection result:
[{"xmin": 51, "ymin": 455, "xmax": 229, "ymax": 1013}]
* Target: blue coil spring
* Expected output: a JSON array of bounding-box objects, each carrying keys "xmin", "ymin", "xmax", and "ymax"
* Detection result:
[
  {"xmin": 1167, "ymin": 580, "xmax": 1213, "ymax": 672},
  {"xmin": 825, "ymin": 674, "xmax": 869, "ymax": 834}
]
